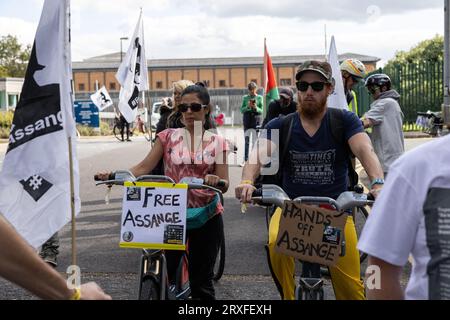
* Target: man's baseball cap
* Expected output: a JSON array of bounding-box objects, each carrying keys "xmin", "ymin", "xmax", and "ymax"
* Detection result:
[
  {"xmin": 279, "ymin": 87, "xmax": 294, "ymax": 99},
  {"xmin": 295, "ymin": 60, "xmax": 333, "ymax": 84}
]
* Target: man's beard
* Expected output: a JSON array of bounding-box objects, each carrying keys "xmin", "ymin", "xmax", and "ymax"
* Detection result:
[{"xmin": 298, "ymin": 95, "xmax": 327, "ymax": 118}]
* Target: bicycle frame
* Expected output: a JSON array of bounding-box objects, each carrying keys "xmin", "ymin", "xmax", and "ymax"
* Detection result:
[{"xmin": 95, "ymin": 170, "xmax": 224, "ymax": 300}]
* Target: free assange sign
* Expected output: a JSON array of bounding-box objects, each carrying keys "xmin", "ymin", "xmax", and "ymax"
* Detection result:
[
  {"xmin": 275, "ymin": 201, "xmax": 347, "ymax": 266},
  {"xmin": 120, "ymin": 182, "xmax": 188, "ymax": 250}
]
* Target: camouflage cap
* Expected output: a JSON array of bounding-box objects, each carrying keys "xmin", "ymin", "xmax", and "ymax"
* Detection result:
[{"xmin": 295, "ymin": 60, "xmax": 333, "ymax": 84}]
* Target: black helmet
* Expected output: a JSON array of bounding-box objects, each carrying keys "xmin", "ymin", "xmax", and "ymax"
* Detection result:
[{"xmin": 365, "ymin": 74, "xmax": 391, "ymax": 89}]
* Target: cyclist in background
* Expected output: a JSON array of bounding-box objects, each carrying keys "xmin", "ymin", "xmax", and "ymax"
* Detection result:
[
  {"xmin": 96, "ymin": 84, "xmax": 229, "ymax": 300},
  {"xmin": 361, "ymin": 74, "xmax": 404, "ymax": 177},
  {"xmin": 340, "ymin": 58, "xmax": 367, "ymax": 116}
]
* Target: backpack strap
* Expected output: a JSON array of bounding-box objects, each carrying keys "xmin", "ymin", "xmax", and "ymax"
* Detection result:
[
  {"xmin": 327, "ymin": 108, "xmax": 359, "ymax": 190},
  {"xmin": 278, "ymin": 112, "xmax": 296, "ymax": 170}
]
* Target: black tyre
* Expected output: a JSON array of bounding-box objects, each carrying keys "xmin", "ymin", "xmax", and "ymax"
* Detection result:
[
  {"xmin": 354, "ymin": 206, "xmax": 369, "ymax": 263},
  {"xmin": 213, "ymin": 233, "xmax": 226, "ymax": 281},
  {"xmin": 139, "ymin": 274, "xmax": 160, "ymax": 300}
]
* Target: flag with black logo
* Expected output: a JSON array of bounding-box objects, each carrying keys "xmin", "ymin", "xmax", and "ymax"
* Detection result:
[
  {"xmin": 0, "ymin": 0, "xmax": 80, "ymax": 248},
  {"xmin": 90, "ymin": 86, "xmax": 113, "ymax": 111},
  {"xmin": 116, "ymin": 10, "xmax": 148, "ymax": 123}
]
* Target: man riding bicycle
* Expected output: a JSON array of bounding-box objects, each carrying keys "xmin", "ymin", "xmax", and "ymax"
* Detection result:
[{"xmin": 235, "ymin": 60, "xmax": 385, "ymax": 300}]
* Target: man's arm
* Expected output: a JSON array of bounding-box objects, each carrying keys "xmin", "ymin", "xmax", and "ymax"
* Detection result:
[
  {"xmin": 366, "ymin": 256, "xmax": 405, "ymax": 300},
  {"xmin": 237, "ymin": 137, "xmax": 275, "ymax": 202},
  {"xmin": 256, "ymin": 96, "xmax": 264, "ymax": 114},
  {"xmin": 348, "ymin": 132, "xmax": 384, "ymax": 193},
  {"xmin": 361, "ymin": 117, "xmax": 375, "ymax": 129},
  {"xmin": 240, "ymin": 96, "xmax": 249, "ymax": 113},
  {"xmin": 0, "ymin": 215, "xmax": 111, "ymax": 300}
]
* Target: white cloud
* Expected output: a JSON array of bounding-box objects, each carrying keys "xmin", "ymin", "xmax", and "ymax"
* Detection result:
[{"xmin": 0, "ymin": 1, "xmax": 445, "ymax": 66}]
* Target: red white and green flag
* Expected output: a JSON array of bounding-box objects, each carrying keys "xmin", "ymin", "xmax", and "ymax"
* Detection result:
[{"xmin": 263, "ymin": 39, "xmax": 279, "ymax": 116}]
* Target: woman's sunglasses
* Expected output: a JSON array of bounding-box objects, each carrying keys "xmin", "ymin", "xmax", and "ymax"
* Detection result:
[
  {"xmin": 178, "ymin": 103, "xmax": 207, "ymax": 113},
  {"xmin": 296, "ymin": 81, "xmax": 327, "ymax": 92}
]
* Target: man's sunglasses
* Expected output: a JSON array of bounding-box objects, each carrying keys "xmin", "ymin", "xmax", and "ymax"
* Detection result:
[
  {"xmin": 178, "ymin": 103, "xmax": 207, "ymax": 113},
  {"xmin": 296, "ymin": 81, "xmax": 327, "ymax": 92}
]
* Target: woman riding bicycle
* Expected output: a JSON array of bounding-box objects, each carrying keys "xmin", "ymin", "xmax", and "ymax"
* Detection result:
[{"xmin": 96, "ymin": 84, "xmax": 229, "ymax": 300}]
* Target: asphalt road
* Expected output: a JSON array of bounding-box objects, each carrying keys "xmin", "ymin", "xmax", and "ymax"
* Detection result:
[{"xmin": 0, "ymin": 133, "xmax": 432, "ymax": 300}]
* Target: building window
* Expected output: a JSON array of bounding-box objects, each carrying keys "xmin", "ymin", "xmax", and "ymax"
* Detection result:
[
  {"xmin": 280, "ymin": 79, "xmax": 292, "ymax": 86},
  {"xmin": 219, "ymin": 80, "xmax": 226, "ymax": 87},
  {"xmin": 109, "ymin": 82, "xmax": 116, "ymax": 91},
  {"xmin": 156, "ymin": 81, "xmax": 163, "ymax": 89},
  {"xmin": 78, "ymin": 83, "xmax": 85, "ymax": 91}
]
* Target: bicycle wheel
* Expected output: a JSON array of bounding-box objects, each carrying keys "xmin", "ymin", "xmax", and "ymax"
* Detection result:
[
  {"xmin": 113, "ymin": 125, "xmax": 123, "ymax": 141},
  {"xmin": 139, "ymin": 274, "xmax": 160, "ymax": 300},
  {"xmin": 354, "ymin": 206, "xmax": 369, "ymax": 263},
  {"xmin": 213, "ymin": 232, "xmax": 226, "ymax": 281}
]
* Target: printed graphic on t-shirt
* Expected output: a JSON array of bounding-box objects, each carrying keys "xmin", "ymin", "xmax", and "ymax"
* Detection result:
[
  {"xmin": 289, "ymin": 149, "xmax": 336, "ymax": 185},
  {"xmin": 424, "ymin": 188, "xmax": 450, "ymax": 300}
]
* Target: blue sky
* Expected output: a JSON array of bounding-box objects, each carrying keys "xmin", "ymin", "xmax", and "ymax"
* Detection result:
[{"xmin": 0, "ymin": 0, "xmax": 444, "ymax": 66}]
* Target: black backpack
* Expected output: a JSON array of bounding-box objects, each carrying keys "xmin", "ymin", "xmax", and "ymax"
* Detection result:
[{"xmin": 254, "ymin": 108, "xmax": 359, "ymax": 190}]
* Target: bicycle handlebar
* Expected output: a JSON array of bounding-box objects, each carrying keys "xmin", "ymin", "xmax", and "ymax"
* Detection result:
[
  {"xmin": 94, "ymin": 171, "xmax": 225, "ymax": 204},
  {"xmin": 250, "ymin": 184, "xmax": 374, "ymax": 211}
]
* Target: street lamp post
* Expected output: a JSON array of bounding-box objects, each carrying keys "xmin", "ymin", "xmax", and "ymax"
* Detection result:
[
  {"xmin": 444, "ymin": 0, "xmax": 450, "ymax": 125},
  {"xmin": 120, "ymin": 37, "xmax": 128, "ymax": 62}
]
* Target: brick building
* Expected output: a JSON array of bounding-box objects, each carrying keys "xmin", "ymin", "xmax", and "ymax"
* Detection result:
[{"xmin": 72, "ymin": 52, "xmax": 379, "ymax": 93}]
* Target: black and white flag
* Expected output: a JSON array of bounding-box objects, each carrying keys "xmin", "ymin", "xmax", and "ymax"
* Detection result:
[
  {"xmin": 91, "ymin": 86, "xmax": 113, "ymax": 111},
  {"xmin": 0, "ymin": 0, "xmax": 80, "ymax": 248},
  {"xmin": 116, "ymin": 11, "xmax": 149, "ymax": 123}
]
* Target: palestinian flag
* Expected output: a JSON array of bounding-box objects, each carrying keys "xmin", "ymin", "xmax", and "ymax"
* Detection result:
[{"xmin": 263, "ymin": 40, "xmax": 279, "ymax": 116}]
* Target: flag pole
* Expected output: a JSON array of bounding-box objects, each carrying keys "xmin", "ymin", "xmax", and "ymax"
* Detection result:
[
  {"xmin": 263, "ymin": 38, "xmax": 267, "ymax": 118},
  {"xmin": 66, "ymin": 0, "xmax": 77, "ymax": 267}
]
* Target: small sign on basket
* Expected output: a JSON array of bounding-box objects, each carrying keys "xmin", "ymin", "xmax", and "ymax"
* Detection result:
[{"xmin": 120, "ymin": 182, "xmax": 188, "ymax": 250}]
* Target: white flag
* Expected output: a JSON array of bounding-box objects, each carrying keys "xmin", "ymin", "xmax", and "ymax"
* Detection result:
[
  {"xmin": 0, "ymin": 0, "xmax": 80, "ymax": 248},
  {"xmin": 327, "ymin": 36, "xmax": 348, "ymax": 110},
  {"xmin": 91, "ymin": 86, "xmax": 113, "ymax": 111},
  {"xmin": 116, "ymin": 11, "xmax": 149, "ymax": 123}
]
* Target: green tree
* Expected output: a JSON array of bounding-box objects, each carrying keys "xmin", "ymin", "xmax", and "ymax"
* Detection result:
[
  {"xmin": 383, "ymin": 35, "xmax": 444, "ymax": 122},
  {"xmin": 385, "ymin": 34, "xmax": 443, "ymax": 69},
  {"xmin": 0, "ymin": 35, "xmax": 31, "ymax": 78}
]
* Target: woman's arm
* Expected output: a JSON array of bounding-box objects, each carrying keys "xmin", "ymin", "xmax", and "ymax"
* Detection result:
[{"xmin": 205, "ymin": 151, "xmax": 229, "ymax": 193}]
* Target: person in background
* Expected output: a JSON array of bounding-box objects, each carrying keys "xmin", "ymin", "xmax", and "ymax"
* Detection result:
[
  {"xmin": 340, "ymin": 58, "xmax": 367, "ymax": 116},
  {"xmin": 240, "ymin": 82, "xmax": 263, "ymax": 166},
  {"xmin": 261, "ymin": 87, "xmax": 297, "ymax": 128},
  {"xmin": 166, "ymin": 80, "xmax": 195, "ymax": 129},
  {"xmin": 361, "ymin": 74, "xmax": 404, "ymax": 176},
  {"xmin": 0, "ymin": 213, "xmax": 111, "ymax": 300},
  {"xmin": 156, "ymin": 97, "xmax": 173, "ymax": 135}
]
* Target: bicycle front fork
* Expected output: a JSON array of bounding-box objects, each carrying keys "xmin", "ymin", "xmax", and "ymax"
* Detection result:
[{"xmin": 296, "ymin": 262, "xmax": 325, "ymax": 300}]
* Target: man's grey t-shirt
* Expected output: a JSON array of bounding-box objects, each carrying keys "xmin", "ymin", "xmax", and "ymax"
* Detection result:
[{"xmin": 365, "ymin": 90, "xmax": 404, "ymax": 173}]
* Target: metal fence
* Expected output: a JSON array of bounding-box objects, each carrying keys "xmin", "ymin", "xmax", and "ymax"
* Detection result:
[
  {"xmin": 354, "ymin": 61, "xmax": 444, "ymax": 122},
  {"xmin": 75, "ymin": 61, "xmax": 444, "ymax": 125}
]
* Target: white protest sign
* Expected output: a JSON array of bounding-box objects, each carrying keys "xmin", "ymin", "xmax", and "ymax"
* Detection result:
[{"xmin": 120, "ymin": 182, "xmax": 188, "ymax": 250}]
